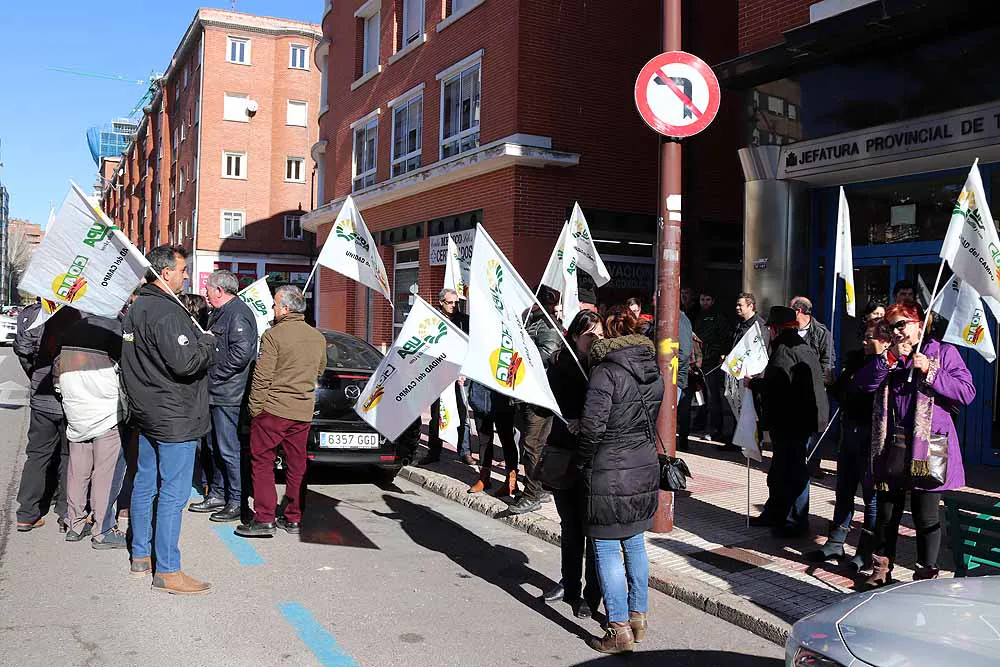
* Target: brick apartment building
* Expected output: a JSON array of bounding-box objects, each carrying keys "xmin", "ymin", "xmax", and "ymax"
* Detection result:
[
  {"xmin": 717, "ymin": 0, "xmax": 999, "ymax": 463},
  {"xmin": 101, "ymin": 9, "xmax": 322, "ymax": 293},
  {"xmin": 303, "ymin": 0, "xmax": 741, "ymax": 345}
]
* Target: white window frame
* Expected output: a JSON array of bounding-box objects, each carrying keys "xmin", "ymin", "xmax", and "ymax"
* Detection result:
[
  {"xmin": 284, "ymin": 214, "xmax": 303, "ymax": 240},
  {"xmin": 437, "ymin": 52, "xmax": 482, "ymax": 159},
  {"xmin": 221, "ymin": 209, "xmax": 245, "ymax": 239},
  {"xmin": 355, "ymin": 1, "xmax": 380, "ymax": 76},
  {"xmin": 179, "ymin": 167, "xmax": 185, "ymax": 192},
  {"xmin": 389, "ymin": 88, "xmax": 423, "ymax": 177},
  {"xmin": 180, "ymin": 121, "xmax": 186, "ymax": 142},
  {"xmin": 289, "ymin": 44, "xmax": 309, "ymax": 70},
  {"xmin": 223, "ymin": 93, "xmax": 250, "ymax": 123},
  {"xmin": 183, "ymin": 65, "xmax": 189, "ymax": 88},
  {"xmin": 226, "ymin": 36, "xmax": 251, "ymax": 65},
  {"xmin": 222, "ymin": 151, "xmax": 247, "ymax": 180},
  {"xmin": 285, "ymin": 156, "xmax": 306, "ymax": 183},
  {"xmin": 392, "ymin": 242, "xmax": 420, "ymax": 338},
  {"xmin": 351, "ymin": 111, "xmax": 379, "ymax": 192},
  {"xmin": 286, "ymin": 100, "xmax": 308, "ymax": 127},
  {"xmin": 401, "ymin": 0, "xmax": 424, "ymax": 47}
]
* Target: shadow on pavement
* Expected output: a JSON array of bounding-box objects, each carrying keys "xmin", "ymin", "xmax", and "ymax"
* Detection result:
[
  {"xmin": 377, "ymin": 493, "xmax": 591, "ymax": 639},
  {"xmin": 299, "ymin": 489, "xmax": 379, "ymax": 549},
  {"xmin": 570, "ymin": 649, "xmax": 783, "ymax": 666}
]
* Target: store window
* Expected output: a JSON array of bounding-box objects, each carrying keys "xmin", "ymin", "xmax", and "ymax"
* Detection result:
[
  {"xmin": 392, "ymin": 245, "xmax": 420, "ymax": 338},
  {"xmin": 844, "ymin": 171, "xmax": 965, "ymax": 246}
]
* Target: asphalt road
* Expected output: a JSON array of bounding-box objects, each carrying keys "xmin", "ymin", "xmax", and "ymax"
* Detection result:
[{"xmin": 0, "ymin": 347, "xmax": 784, "ymax": 667}]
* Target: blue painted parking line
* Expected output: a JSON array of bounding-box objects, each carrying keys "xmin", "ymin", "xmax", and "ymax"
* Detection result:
[
  {"xmin": 278, "ymin": 602, "xmax": 360, "ymax": 667},
  {"xmin": 211, "ymin": 525, "xmax": 265, "ymax": 566},
  {"xmin": 189, "ymin": 489, "xmax": 203, "ymax": 502}
]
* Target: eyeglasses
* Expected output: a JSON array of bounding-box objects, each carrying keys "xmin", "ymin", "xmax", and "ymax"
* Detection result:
[
  {"xmin": 889, "ymin": 319, "xmax": 919, "ymax": 331},
  {"xmin": 442, "ymin": 300, "xmax": 458, "ymax": 306}
]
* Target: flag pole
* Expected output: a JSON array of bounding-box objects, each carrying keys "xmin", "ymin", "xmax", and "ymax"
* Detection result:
[
  {"xmin": 908, "ymin": 258, "xmax": 947, "ymax": 382},
  {"xmin": 301, "ymin": 263, "xmax": 320, "ymax": 294},
  {"xmin": 155, "ymin": 275, "xmax": 208, "ymax": 334},
  {"xmin": 746, "ymin": 455, "xmax": 751, "ymax": 529}
]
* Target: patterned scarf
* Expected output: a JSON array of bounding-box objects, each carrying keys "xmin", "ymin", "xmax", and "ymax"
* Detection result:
[{"xmin": 870, "ymin": 355, "xmax": 940, "ymax": 490}]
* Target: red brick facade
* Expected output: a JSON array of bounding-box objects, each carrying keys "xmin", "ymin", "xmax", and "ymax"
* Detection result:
[
  {"xmin": 309, "ymin": 0, "xmax": 742, "ymax": 347},
  {"xmin": 101, "ymin": 9, "xmax": 321, "ymax": 293},
  {"xmin": 738, "ymin": 0, "xmax": 812, "ymax": 54}
]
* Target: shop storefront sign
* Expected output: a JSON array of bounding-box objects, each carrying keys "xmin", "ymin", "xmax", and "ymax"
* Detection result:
[
  {"xmin": 778, "ymin": 101, "xmax": 1000, "ymax": 179},
  {"xmin": 429, "ymin": 228, "xmax": 475, "ymax": 266},
  {"xmin": 606, "ymin": 261, "xmax": 655, "ymax": 292}
]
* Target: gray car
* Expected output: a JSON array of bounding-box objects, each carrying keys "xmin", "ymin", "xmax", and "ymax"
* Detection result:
[{"xmin": 786, "ymin": 577, "xmax": 1000, "ymax": 666}]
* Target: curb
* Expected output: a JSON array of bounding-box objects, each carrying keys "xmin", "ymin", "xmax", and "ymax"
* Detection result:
[{"xmin": 398, "ymin": 464, "xmax": 792, "ymax": 647}]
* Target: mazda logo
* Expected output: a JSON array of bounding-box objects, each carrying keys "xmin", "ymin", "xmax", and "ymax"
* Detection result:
[{"xmin": 345, "ymin": 385, "xmax": 361, "ymax": 399}]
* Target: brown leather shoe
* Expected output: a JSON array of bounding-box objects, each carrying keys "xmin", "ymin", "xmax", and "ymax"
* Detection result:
[
  {"xmin": 16, "ymin": 518, "xmax": 45, "ymax": 533},
  {"xmin": 130, "ymin": 557, "xmax": 152, "ymax": 578},
  {"xmin": 588, "ymin": 622, "xmax": 635, "ymax": 654},
  {"xmin": 151, "ymin": 571, "xmax": 212, "ymax": 595},
  {"xmin": 467, "ymin": 474, "xmax": 493, "ymax": 494},
  {"xmin": 629, "ymin": 611, "xmax": 647, "ymax": 642},
  {"xmin": 493, "ymin": 470, "xmax": 518, "ymax": 497},
  {"xmin": 460, "ymin": 454, "xmax": 476, "ymax": 466},
  {"xmin": 860, "ymin": 555, "xmax": 893, "ymax": 591}
]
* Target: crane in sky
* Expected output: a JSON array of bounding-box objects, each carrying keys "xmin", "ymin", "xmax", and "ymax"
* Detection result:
[{"xmin": 46, "ymin": 66, "xmax": 162, "ymax": 118}]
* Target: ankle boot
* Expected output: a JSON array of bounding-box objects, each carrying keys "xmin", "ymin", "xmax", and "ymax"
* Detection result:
[
  {"xmin": 151, "ymin": 571, "xmax": 212, "ymax": 595},
  {"xmin": 628, "ymin": 611, "xmax": 647, "ymax": 642},
  {"xmin": 913, "ymin": 565, "xmax": 939, "ymax": 580},
  {"xmin": 467, "ymin": 468, "xmax": 493, "ymax": 494},
  {"xmin": 806, "ymin": 524, "xmax": 848, "ymax": 563},
  {"xmin": 493, "ymin": 470, "xmax": 518, "ymax": 497},
  {"xmin": 588, "ymin": 622, "xmax": 634, "ymax": 654},
  {"xmin": 848, "ymin": 528, "xmax": 875, "ymax": 574},
  {"xmin": 861, "ymin": 555, "xmax": 892, "ymax": 590}
]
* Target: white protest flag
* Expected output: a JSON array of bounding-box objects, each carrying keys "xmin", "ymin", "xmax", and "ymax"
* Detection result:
[
  {"xmin": 20, "ymin": 182, "xmax": 149, "ymax": 319},
  {"xmin": 443, "ymin": 235, "xmax": 470, "ymax": 300},
  {"xmin": 723, "ymin": 322, "xmax": 769, "ymax": 380},
  {"xmin": 941, "ymin": 279, "xmax": 996, "ymax": 363},
  {"xmin": 931, "ymin": 275, "xmax": 961, "ymax": 316},
  {"xmin": 463, "ymin": 225, "xmax": 562, "ymax": 415},
  {"xmin": 436, "ymin": 383, "xmax": 460, "ymax": 445},
  {"xmin": 355, "ymin": 296, "xmax": 468, "ymax": 441},
  {"xmin": 731, "ymin": 385, "xmax": 762, "ymax": 462},
  {"xmin": 567, "ymin": 203, "xmax": 611, "ymax": 286},
  {"xmin": 833, "ymin": 187, "xmax": 856, "ymax": 317},
  {"xmin": 316, "ymin": 195, "xmax": 391, "ymax": 302},
  {"xmin": 540, "ymin": 223, "xmax": 569, "ymax": 291},
  {"xmin": 238, "ymin": 277, "xmax": 274, "ymax": 338},
  {"xmin": 940, "ymin": 160, "xmax": 1000, "ymax": 302}
]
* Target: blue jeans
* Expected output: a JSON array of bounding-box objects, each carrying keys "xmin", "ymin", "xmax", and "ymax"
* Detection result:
[
  {"xmin": 209, "ymin": 405, "xmax": 243, "ymax": 503},
  {"xmin": 833, "ymin": 421, "xmax": 877, "ymax": 533},
  {"xmin": 593, "ymin": 534, "xmax": 649, "ymax": 623},
  {"xmin": 131, "ymin": 435, "xmax": 197, "ymax": 574}
]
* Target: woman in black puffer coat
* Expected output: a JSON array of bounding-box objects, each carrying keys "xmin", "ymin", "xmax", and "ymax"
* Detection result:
[{"xmin": 578, "ymin": 308, "xmax": 662, "ymax": 655}]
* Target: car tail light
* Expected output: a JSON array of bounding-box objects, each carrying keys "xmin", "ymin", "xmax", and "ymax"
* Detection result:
[
  {"xmin": 379, "ymin": 455, "xmax": 396, "ymax": 461},
  {"xmin": 793, "ymin": 647, "xmax": 844, "ymax": 667},
  {"xmin": 307, "ymin": 454, "xmax": 315, "ymax": 460}
]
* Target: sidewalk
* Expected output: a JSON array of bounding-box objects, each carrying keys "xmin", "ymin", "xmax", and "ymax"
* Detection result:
[{"xmin": 400, "ymin": 422, "xmax": 999, "ymax": 645}]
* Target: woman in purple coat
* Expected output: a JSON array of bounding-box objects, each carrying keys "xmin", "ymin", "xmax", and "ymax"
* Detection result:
[{"xmin": 855, "ymin": 302, "xmax": 975, "ymax": 588}]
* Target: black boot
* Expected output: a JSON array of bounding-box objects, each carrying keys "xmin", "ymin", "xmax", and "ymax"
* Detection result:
[
  {"xmin": 848, "ymin": 528, "xmax": 875, "ymax": 574},
  {"xmin": 235, "ymin": 520, "xmax": 276, "ymax": 538},
  {"xmin": 209, "ymin": 502, "xmax": 242, "ymax": 523},
  {"xmin": 806, "ymin": 524, "xmax": 848, "ymax": 563},
  {"xmin": 189, "ymin": 497, "xmax": 225, "ymax": 513}
]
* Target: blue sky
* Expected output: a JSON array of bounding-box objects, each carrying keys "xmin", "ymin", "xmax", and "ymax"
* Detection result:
[{"xmin": 0, "ymin": 1, "xmax": 320, "ymax": 229}]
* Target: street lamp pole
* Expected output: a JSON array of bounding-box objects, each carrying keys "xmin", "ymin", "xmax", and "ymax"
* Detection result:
[{"xmin": 652, "ymin": 0, "xmax": 683, "ymax": 532}]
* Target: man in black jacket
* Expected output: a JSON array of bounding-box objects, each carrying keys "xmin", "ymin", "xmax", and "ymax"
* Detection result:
[
  {"xmin": 189, "ymin": 270, "xmax": 257, "ymax": 522},
  {"xmin": 693, "ymin": 292, "xmax": 732, "ymax": 441},
  {"xmin": 751, "ymin": 306, "xmax": 829, "ymax": 538},
  {"xmin": 13, "ymin": 301, "xmax": 80, "ymax": 532},
  {"xmin": 419, "ymin": 288, "xmax": 473, "ymax": 465},
  {"xmin": 122, "ymin": 245, "xmax": 215, "ymax": 594}
]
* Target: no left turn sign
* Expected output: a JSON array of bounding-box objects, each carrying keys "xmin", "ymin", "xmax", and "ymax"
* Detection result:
[{"xmin": 635, "ymin": 51, "xmax": 721, "ymax": 138}]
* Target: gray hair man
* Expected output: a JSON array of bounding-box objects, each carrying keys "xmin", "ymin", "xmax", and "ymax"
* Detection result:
[
  {"xmin": 418, "ymin": 288, "xmax": 473, "ymax": 465},
  {"xmin": 189, "ymin": 270, "xmax": 258, "ymax": 522},
  {"xmin": 121, "ymin": 245, "xmax": 216, "ymax": 593},
  {"xmin": 237, "ymin": 285, "xmax": 327, "ymax": 538}
]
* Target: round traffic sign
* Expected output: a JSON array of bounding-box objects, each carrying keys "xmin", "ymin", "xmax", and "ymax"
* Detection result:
[{"xmin": 635, "ymin": 51, "xmax": 721, "ymax": 138}]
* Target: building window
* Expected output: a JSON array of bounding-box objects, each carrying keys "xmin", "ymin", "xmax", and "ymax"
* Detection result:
[
  {"xmin": 182, "ymin": 65, "xmax": 189, "ymax": 88},
  {"xmin": 286, "ymin": 157, "xmax": 305, "ymax": 183},
  {"xmin": 286, "ymin": 100, "xmax": 308, "ymax": 127},
  {"xmin": 180, "ymin": 121, "xmax": 186, "ymax": 142},
  {"xmin": 155, "ymin": 185, "xmax": 161, "ymax": 211},
  {"xmin": 393, "ymin": 244, "xmax": 420, "ymax": 338},
  {"xmin": 179, "ymin": 167, "xmax": 185, "ymax": 192},
  {"xmin": 284, "ymin": 214, "xmax": 303, "ymax": 240},
  {"xmin": 224, "ymin": 93, "xmax": 249, "ymax": 122},
  {"xmin": 290, "ymin": 44, "xmax": 309, "ymax": 70},
  {"xmin": 320, "ymin": 54, "xmax": 329, "ymax": 110},
  {"xmin": 363, "ymin": 12, "xmax": 380, "ymax": 75},
  {"xmin": 227, "ymin": 37, "xmax": 250, "ymax": 64},
  {"xmin": 440, "ymin": 62, "xmax": 480, "ymax": 158},
  {"xmin": 221, "ymin": 210, "xmax": 245, "ymax": 238},
  {"xmin": 172, "ymin": 127, "xmax": 179, "ymax": 160},
  {"xmin": 352, "ymin": 117, "xmax": 378, "ymax": 191},
  {"xmin": 391, "ymin": 95, "xmax": 422, "ymax": 177},
  {"xmin": 402, "ymin": 0, "xmax": 423, "ymax": 46},
  {"xmin": 192, "ymin": 155, "xmax": 198, "ymax": 181},
  {"xmin": 223, "ymin": 151, "xmax": 246, "ymax": 179}
]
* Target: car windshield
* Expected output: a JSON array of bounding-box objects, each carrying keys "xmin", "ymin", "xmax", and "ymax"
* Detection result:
[{"xmin": 322, "ymin": 330, "xmax": 382, "ymax": 370}]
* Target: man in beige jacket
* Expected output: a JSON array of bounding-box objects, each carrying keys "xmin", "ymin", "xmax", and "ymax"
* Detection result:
[{"xmin": 236, "ymin": 285, "xmax": 326, "ymax": 538}]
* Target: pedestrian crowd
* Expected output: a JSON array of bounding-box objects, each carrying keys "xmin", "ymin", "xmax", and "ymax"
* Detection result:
[
  {"xmin": 11, "ymin": 249, "xmax": 977, "ymax": 653},
  {"xmin": 13, "ymin": 245, "xmax": 327, "ymax": 595}
]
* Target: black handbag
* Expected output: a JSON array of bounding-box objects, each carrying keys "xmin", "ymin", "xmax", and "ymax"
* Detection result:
[
  {"xmin": 658, "ymin": 454, "xmax": 692, "ymax": 492},
  {"xmin": 536, "ymin": 445, "xmax": 576, "ymax": 490}
]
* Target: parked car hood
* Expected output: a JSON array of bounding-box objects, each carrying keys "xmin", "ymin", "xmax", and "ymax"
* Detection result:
[{"xmin": 839, "ymin": 578, "xmax": 1000, "ymax": 666}]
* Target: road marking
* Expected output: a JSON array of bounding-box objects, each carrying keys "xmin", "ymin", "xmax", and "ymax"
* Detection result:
[
  {"xmin": 189, "ymin": 489, "xmax": 203, "ymax": 502},
  {"xmin": 211, "ymin": 525, "xmax": 265, "ymax": 566},
  {"xmin": 278, "ymin": 602, "xmax": 360, "ymax": 667}
]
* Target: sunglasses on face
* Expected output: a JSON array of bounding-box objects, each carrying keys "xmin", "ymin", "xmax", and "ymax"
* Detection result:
[
  {"xmin": 442, "ymin": 300, "xmax": 458, "ymax": 306},
  {"xmin": 889, "ymin": 319, "xmax": 919, "ymax": 331}
]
